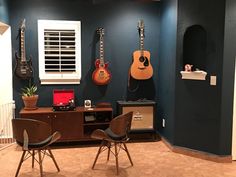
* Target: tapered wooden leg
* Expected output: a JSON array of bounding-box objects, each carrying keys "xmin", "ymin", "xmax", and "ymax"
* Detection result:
[
  {"xmin": 48, "ymin": 149, "xmax": 60, "ymax": 172},
  {"xmin": 32, "ymin": 150, "xmax": 35, "ymax": 168},
  {"xmin": 15, "ymin": 150, "xmax": 26, "ymax": 177},
  {"xmin": 92, "ymin": 141, "xmax": 103, "ymax": 169},
  {"xmin": 123, "ymin": 143, "xmax": 133, "ymax": 166},
  {"xmin": 107, "ymin": 142, "xmax": 111, "ymax": 161},
  {"xmin": 114, "ymin": 143, "xmax": 119, "ymax": 175},
  {"xmin": 38, "ymin": 150, "xmax": 43, "ymax": 177}
]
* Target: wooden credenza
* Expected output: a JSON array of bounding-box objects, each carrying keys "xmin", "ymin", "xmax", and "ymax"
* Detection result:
[{"xmin": 19, "ymin": 107, "xmax": 113, "ymax": 142}]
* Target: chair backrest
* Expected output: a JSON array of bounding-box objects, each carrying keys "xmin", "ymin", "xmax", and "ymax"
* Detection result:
[
  {"xmin": 109, "ymin": 111, "xmax": 133, "ymax": 136},
  {"xmin": 12, "ymin": 118, "xmax": 52, "ymax": 144}
]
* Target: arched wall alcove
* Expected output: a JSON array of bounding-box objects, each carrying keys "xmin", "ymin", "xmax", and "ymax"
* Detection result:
[{"xmin": 183, "ymin": 25, "xmax": 207, "ymax": 71}]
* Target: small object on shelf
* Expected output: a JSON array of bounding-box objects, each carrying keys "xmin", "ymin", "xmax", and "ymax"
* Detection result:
[
  {"xmin": 184, "ymin": 64, "xmax": 193, "ymax": 72},
  {"xmin": 180, "ymin": 70, "xmax": 207, "ymax": 80},
  {"xmin": 84, "ymin": 100, "xmax": 91, "ymax": 108},
  {"xmin": 85, "ymin": 115, "xmax": 96, "ymax": 122}
]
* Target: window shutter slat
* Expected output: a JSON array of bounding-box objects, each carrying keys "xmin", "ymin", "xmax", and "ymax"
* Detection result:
[{"xmin": 44, "ymin": 29, "xmax": 76, "ymax": 72}]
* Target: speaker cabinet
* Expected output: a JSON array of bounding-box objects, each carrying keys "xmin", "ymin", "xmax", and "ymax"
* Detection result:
[{"xmin": 117, "ymin": 101, "xmax": 156, "ymax": 131}]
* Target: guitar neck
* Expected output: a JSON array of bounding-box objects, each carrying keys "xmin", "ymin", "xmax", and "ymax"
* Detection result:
[
  {"xmin": 138, "ymin": 20, "xmax": 145, "ymax": 55},
  {"xmin": 99, "ymin": 35, "xmax": 105, "ymax": 65},
  {"xmin": 20, "ymin": 30, "xmax": 26, "ymax": 62},
  {"xmin": 140, "ymin": 32, "xmax": 144, "ymax": 54}
]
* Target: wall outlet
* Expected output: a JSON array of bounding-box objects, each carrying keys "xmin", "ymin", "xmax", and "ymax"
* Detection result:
[
  {"xmin": 210, "ymin": 75, "xmax": 217, "ymax": 86},
  {"xmin": 162, "ymin": 118, "xmax": 165, "ymax": 127}
]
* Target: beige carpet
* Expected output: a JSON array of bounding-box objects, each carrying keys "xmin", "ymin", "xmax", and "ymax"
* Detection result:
[{"xmin": 1, "ymin": 141, "xmax": 236, "ymax": 177}]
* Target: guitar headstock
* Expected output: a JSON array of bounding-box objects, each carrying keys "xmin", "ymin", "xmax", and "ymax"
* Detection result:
[
  {"xmin": 97, "ymin": 27, "xmax": 105, "ymax": 37},
  {"xmin": 20, "ymin": 19, "xmax": 26, "ymax": 32},
  {"xmin": 138, "ymin": 19, "xmax": 145, "ymax": 37}
]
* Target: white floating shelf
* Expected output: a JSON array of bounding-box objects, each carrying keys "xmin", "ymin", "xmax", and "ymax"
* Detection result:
[{"xmin": 180, "ymin": 71, "xmax": 207, "ymax": 80}]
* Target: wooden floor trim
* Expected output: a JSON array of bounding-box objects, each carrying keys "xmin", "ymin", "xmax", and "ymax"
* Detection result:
[{"xmin": 161, "ymin": 136, "xmax": 232, "ymax": 163}]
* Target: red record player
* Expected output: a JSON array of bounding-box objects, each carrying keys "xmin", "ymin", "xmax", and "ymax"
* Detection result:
[{"xmin": 53, "ymin": 89, "xmax": 75, "ymax": 111}]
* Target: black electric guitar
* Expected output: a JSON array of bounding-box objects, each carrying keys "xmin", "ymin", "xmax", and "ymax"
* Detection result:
[{"xmin": 14, "ymin": 19, "xmax": 33, "ymax": 79}]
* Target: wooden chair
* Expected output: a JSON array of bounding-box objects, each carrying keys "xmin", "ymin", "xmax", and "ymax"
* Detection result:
[
  {"xmin": 91, "ymin": 111, "xmax": 133, "ymax": 175},
  {"xmin": 12, "ymin": 118, "xmax": 61, "ymax": 177}
]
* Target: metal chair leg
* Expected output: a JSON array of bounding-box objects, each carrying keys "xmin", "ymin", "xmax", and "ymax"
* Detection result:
[
  {"xmin": 48, "ymin": 149, "xmax": 60, "ymax": 172},
  {"xmin": 123, "ymin": 142, "xmax": 133, "ymax": 166},
  {"xmin": 15, "ymin": 150, "xmax": 26, "ymax": 177}
]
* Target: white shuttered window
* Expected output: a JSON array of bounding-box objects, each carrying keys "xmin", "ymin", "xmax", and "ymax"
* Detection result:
[{"xmin": 38, "ymin": 20, "xmax": 81, "ymax": 84}]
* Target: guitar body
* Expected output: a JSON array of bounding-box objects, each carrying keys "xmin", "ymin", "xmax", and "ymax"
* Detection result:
[
  {"xmin": 92, "ymin": 59, "xmax": 111, "ymax": 85},
  {"xmin": 14, "ymin": 53, "xmax": 33, "ymax": 79},
  {"xmin": 130, "ymin": 50, "xmax": 153, "ymax": 80}
]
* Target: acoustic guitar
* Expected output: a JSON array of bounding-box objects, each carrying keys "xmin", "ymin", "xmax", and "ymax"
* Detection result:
[
  {"xmin": 130, "ymin": 20, "xmax": 153, "ymax": 80},
  {"xmin": 92, "ymin": 28, "xmax": 111, "ymax": 85},
  {"xmin": 14, "ymin": 19, "xmax": 33, "ymax": 79}
]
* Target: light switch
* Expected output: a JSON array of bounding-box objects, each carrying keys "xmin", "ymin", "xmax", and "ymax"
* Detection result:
[{"xmin": 210, "ymin": 76, "xmax": 217, "ymax": 86}]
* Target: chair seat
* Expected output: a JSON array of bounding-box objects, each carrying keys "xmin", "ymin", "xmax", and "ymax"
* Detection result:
[
  {"xmin": 105, "ymin": 128, "xmax": 126, "ymax": 141},
  {"xmin": 17, "ymin": 135, "xmax": 53, "ymax": 149}
]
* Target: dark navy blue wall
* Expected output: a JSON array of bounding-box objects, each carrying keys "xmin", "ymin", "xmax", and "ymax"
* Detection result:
[
  {"xmin": 157, "ymin": 0, "xmax": 177, "ymax": 144},
  {"xmin": 0, "ymin": 0, "xmax": 9, "ymax": 23},
  {"xmin": 8, "ymin": 0, "xmax": 236, "ymax": 156},
  {"xmin": 221, "ymin": 0, "xmax": 236, "ymax": 155},
  {"xmin": 175, "ymin": 0, "xmax": 226, "ymax": 154},
  {"xmin": 8, "ymin": 0, "xmax": 160, "ymax": 116}
]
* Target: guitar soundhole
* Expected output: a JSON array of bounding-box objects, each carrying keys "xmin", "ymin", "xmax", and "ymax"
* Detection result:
[{"xmin": 139, "ymin": 56, "xmax": 145, "ymax": 62}]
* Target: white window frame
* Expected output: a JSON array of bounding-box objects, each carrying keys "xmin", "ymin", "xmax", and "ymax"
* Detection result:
[{"xmin": 38, "ymin": 20, "xmax": 81, "ymax": 84}]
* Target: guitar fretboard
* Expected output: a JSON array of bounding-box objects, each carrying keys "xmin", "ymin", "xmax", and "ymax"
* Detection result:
[
  {"xmin": 99, "ymin": 32, "xmax": 105, "ymax": 66},
  {"xmin": 138, "ymin": 20, "xmax": 145, "ymax": 56},
  {"xmin": 20, "ymin": 28, "xmax": 26, "ymax": 62},
  {"xmin": 140, "ymin": 28, "xmax": 144, "ymax": 56}
]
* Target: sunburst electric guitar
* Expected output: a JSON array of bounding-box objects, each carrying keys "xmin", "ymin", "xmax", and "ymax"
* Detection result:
[
  {"xmin": 92, "ymin": 28, "xmax": 111, "ymax": 85},
  {"xmin": 130, "ymin": 20, "xmax": 153, "ymax": 80},
  {"xmin": 14, "ymin": 19, "xmax": 33, "ymax": 79}
]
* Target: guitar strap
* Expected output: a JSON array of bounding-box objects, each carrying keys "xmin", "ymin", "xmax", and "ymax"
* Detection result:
[{"xmin": 128, "ymin": 68, "xmax": 139, "ymax": 92}]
